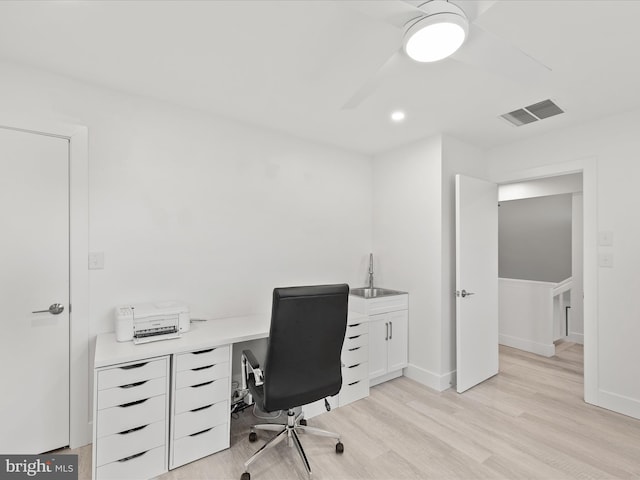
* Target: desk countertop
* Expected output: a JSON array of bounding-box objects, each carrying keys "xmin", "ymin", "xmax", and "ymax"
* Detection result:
[{"xmin": 95, "ymin": 311, "xmax": 367, "ymax": 368}]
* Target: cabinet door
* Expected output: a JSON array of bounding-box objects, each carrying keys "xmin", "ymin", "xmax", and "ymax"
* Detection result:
[
  {"xmin": 387, "ymin": 311, "xmax": 408, "ymax": 372},
  {"xmin": 368, "ymin": 318, "xmax": 389, "ymax": 379}
]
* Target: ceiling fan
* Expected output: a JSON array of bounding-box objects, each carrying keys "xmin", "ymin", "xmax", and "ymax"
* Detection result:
[{"xmin": 342, "ymin": 0, "xmax": 551, "ymax": 109}]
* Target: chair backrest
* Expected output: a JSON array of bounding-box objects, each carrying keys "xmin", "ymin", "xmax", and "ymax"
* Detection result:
[{"xmin": 262, "ymin": 284, "xmax": 349, "ymax": 412}]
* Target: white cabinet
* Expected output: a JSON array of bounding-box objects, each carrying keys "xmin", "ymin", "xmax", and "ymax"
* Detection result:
[
  {"xmin": 169, "ymin": 345, "xmax": 231, "ymax": 469},
  {"xmin": 339, "ymin": 315, "xmax": 370, "ymax": 406},
  {"xmin": 93, "ymin": 357, "xmax": 170, "ymax": 480},
  {"xmin": 349, "ymin": 292, "xmax": 408, "ymax": 386}
]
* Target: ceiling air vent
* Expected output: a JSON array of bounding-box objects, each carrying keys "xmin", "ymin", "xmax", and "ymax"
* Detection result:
[{"xmin": 500, "ymin": 99, "xmax": 564, "ymax": 127}]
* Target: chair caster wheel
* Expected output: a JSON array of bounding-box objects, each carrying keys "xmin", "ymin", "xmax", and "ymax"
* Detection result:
[
  {"xmin": 299, "ymin": 419, "xmax": 307, "ymax": 426},
  {"xmin": 336, "ymin": 442, "xmax": 344, "ymax": 454},
  {"xmin": 241, "ymin": 472, "xmax": 250, "ymax": 480},
  {"xmin": 249, "ymin": 431, "xmax": 257, "ymax": 442}
]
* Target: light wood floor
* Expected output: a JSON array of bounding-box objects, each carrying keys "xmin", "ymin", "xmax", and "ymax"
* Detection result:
[{"xmin": 70, "ymin": 343, "xmax": 640, "ymax": 479}]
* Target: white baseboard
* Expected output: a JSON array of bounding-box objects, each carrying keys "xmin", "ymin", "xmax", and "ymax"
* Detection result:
[
  {"xmin": 403, "ymin": 364, "xmax": 454, "ymax": 392},
  {"xmin": 567, "ymin": 332, "xmax": 584, "ymax": 344},
  {"xmin": 597, "ymin": 390, "xmax": 640, "ymax": 420},
  {"xmin": 370, "ymin": 369, "xmax": 403, "ymax": 387},
  {"xmin": 499, "ymin": 334, "xmax": 555, "ymax": 357}
]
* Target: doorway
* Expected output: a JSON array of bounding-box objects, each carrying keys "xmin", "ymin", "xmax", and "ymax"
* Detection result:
[
  {"xmin": 493, "ymin": 158, "xmax": 598, "ymax": 405},
  {"xmin": 0, "ymin": 119, "xmax": 90, "ymax": 449}
]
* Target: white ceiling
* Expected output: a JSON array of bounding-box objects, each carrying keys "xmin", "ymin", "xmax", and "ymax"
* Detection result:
[{"xmin": 1, "ymin": 0, "xmax": 639, "ymax": 155}]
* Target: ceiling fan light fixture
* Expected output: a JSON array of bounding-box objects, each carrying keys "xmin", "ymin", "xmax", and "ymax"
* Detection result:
[{"xmin": 403, "ymin": 2, "xmax": 469, "ymax": 63}]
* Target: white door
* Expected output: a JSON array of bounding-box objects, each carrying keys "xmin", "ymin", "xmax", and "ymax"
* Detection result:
[
  {"xmin": 368, "ymin": 317, "xmax": 388, "ymax": 379},
  {"xmin": 0, "ymin": 127, "xmax": 70, "ymax": 453},
  {"xmin": 455, "ymin": 174, "xmax": 499, "ymax": 393}
]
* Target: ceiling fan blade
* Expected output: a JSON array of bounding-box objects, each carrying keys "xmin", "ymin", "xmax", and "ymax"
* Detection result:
[
  {"xmin": 450, "ymin": 0, "xmax": 498, "ymax": 22},
  {"xmin": 451, "ymin": 23, "xmax": 551, "ymax": 85},
  {"xmin": 341, "ymin": 49, "xmax": 403, "ymax": 110}
]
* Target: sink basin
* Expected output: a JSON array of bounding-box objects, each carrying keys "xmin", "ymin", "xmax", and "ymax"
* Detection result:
[{"xmin": 350, "ymin": 287, "xmax": 406, "ymax": 299}]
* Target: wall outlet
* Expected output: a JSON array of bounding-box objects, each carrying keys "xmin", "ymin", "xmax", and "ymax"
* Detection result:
[{"xmin": 598, "ymin": 231, "xmax": 614, "ymax": 246}]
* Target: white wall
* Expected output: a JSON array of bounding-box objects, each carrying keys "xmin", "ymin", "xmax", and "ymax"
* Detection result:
[
  {"xmin": 0, "ymin": 61, "xmax": 373, "ymax": 388},
  {"xmin": 487, "ymin": 108, "xmax": 640, "ymax": 419},
  {"xmin": 372, "ymin": 135, "xmax": 443, "ymax": 386},
  {"xmin": 372, "ymin": 134, "xmax": 486, "ymax": 390}
]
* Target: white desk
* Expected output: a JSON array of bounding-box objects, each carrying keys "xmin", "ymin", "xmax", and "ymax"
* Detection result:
[{"xmin": 92, "ymin": 311, "xmax": 367, "ymax": 480}]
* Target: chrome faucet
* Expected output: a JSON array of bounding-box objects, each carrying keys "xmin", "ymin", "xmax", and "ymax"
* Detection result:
[{"xmin": 368, "ymin": 253, "xmax": 374, "ymax": 289}]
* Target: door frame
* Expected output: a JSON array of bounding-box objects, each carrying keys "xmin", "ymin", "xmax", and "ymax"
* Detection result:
[
  {"xmin": 492, "ymin": 157, "xmax": 597, "ymax": 405},
  {"xmin": 0, "ymin": 117, "xmax": 89, "ymax": 448}
]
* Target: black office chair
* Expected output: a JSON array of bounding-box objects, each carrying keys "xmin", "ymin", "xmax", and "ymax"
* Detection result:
[{"xmin": 240, "ymin": 284, "xmax": 349, "ymax": 480}]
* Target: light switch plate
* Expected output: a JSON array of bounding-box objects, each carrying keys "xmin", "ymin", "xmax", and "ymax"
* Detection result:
[
  {"xmin": 89, "ymin": 252, "xmax": 105, "ymax": 270},
  {"xmin": 599, "ymin": 253, "xmax": 613, "ymax": 268},
  {"xmin": 598, "ymin": 231, "xmax": 613, "ymax": 246}
]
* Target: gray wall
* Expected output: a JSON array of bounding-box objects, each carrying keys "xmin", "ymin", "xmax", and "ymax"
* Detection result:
[{"xmin": 499, "ymin": 194, "xmax": 572, "ymax": 282}]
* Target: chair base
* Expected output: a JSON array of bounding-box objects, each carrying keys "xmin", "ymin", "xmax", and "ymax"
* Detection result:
[{"xmin": 241, "ymin": 409, "xmax": 343, "ymax": 479}]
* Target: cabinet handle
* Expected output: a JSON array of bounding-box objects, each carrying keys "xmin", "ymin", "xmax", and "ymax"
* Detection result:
[
  {"xmin": 350, "ymin": 323, "xmax": 361, "ymax": 327},
  {"xmin": 192, "ymin": 348, "xmax": 214, "ymax": 355},
  {"xmin": 190, "ymin": 403, "xmax": 213, "ymax": 413},
  {"xmin": 348, "ymin": 363, "xmax": 361, "ymax": 369},
  {"xmin": 348, "ymin": 335, "xmax": 361, "ymax": 340},
  {"xmin": 348, "ymin": 346, "xmax": 361, "ymax": 352},
  {"xmin": 348, "ymin": 380, "xmax": 360, "ymax": 386},
  {"xmin": 119, "ymin": 362, "xmax": 148, "ymax": 370},
  {"xmin": 190, "ymin": 380, "xmax": 214, "ymax": 388},
  {"xmin": 192, "ymin": 364, "xmax": 214, "ymax": 371},
  {"xmin": 119, "ymin": 380, "xmax": 147, "ymax": 389},
  {"xmin": 119, "ymin": 398, "xmax": 148, "ymax": 408},
  {"xmin": 118, "ymin": 424, "xmax": 148, "ymax": 435},
  {"xmin": 189, "ymin": 427, "xmax": 213, "ymax": 437},
  {"xmin": 385, "ymin": 323, "xmax": 389, "ymax": 341},
  {"xmin": 389, "ymin": 321, "xmax": 393, "ymax": 340},
  {"xmin": 118, "ymin": 451, "xmax": 148, "ymax": 462}
]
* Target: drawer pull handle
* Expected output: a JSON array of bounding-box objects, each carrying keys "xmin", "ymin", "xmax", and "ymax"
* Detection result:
[
  {"xmin": 190, "ymin": 404, "xmax": 213, "ymax": 413},
  {"xmin": 190, "ymin": 427, "xmax": 213, "ymax": 437},
  {"xmin": 349, "ymin": 323, "xmax": 361, "ymax": 327},
  {"xmin": 348, "ymin": 363, "xmax": 361, "ymax": 369},
  {"xmin": 348, "ymin": 380, "xmax": 360, "ymax": 386},
  {"xmin": 192, "ymin": 348, "xmax": 214, "ymax": 355},
  {"xmin": 120, "ymin": 362, "xmax": 148, "ymax": 370},
  {"xmin": 348, "ymin": 347, "xmax": 361, "ymax": 352},
  {"xmin": 191, "ymin": 380, "xmax": 214, "ymax": 388},
  {"xmin": 119, "ymin": 380, "xmax": 147, "ymax": 389},
  {"xmin": 348, "ymin": 335, "xmax": 361, "ymax": 340},
  {"xmin": 192, "ymin": 365, "xmax": 214, "ymax": 371},
  {"xmin": 118, "ymin": 425, "xmax": 148, "ymax": 435},
  {"xmin": 118, "ymin": 450, "xmax": 148, "ymax": 463},
  {"xmin": 119, "ymin": 398, "xmax": 148, "ymax": 408}
]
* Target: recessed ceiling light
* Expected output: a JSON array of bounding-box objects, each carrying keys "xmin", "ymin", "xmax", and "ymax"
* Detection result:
[
  {"xmin": 391, "ymin": 111, "xmax": 406, "ymax": 122},
  {"xmin": 403, "ymin": 1, "xmax": 469, "ymax": 63}
]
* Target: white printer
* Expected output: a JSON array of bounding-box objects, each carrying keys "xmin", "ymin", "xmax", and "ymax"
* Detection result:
[{"xmin": 115, "ymin": 301, "xmax": 190, "ymax": 344}]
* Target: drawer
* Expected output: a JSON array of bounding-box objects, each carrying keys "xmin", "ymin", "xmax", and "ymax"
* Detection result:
[
  {"xmin": 173, "ymin": 400, "xmax": 228, "ymax": 439},
  {"xmin": 341, "ymin": 344, "xmax": 368, "ymax": 367},
  {"xmin": 98, "ymin": 358, "xmax": 167, "ymax": 391},
  {"xmin": 339, "ymin": 377, "xmax": 369, "ymax": 407},
  {"xmin": 343, "ymin": 332, "xmax": 368, "ymax": 351},
  {"xmin": 96, "ymin": 444, "xmax": 166, "ymax": 480},
  {"xmin": 96, "ymin": 420, "xmax": 165, "ymax": 467},
  {"xmin": 175, "ymin": 362, "xmax": 229, "ymax": 389},
  {"xmin": 345, "ymin": 321, "xmax": 368, "ymax": 338},
  {"xmin": 174, "ymin": 378, "xmax": 228, "ymax": 414},
  {"xmin": 175, "ymin": 345, "xmax": 230, "ymax": 372},
  {"xmin": 342, "ymin": 362, "xmax": 368, "ymax": 385},
  {"xmin": 171, "ymin": 422, "xmax": 228, "ymax": 469},
  {"xmin": 98, "ymin": 377, "xmax": 167, "ymax": 410},
  {"xmin": 98, "ymin": 394, "xmax": 166, "ymax": 438}
]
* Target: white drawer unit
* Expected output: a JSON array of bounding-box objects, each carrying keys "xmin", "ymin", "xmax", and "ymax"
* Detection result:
[
  {"xmin": 93, "ymin": 356, "xmax": 170, "ymax": 480},
  {"xmin": 339, "ymin": 315, "xmax": 370, "ymax": 407},
  {"xmin": 169, "ymin": 345, "xmax": 232, "ymax": 470}
]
